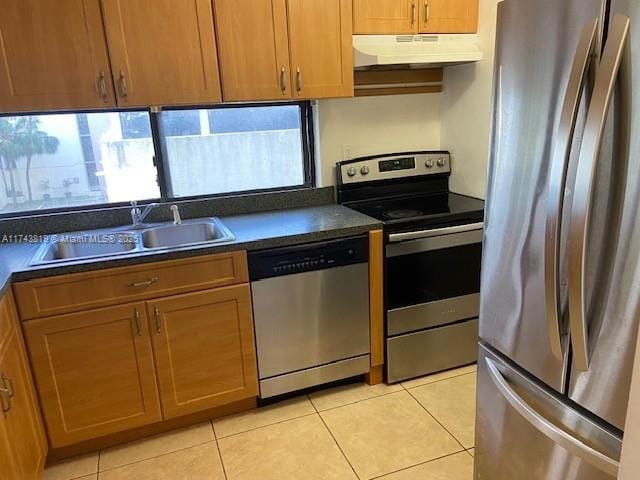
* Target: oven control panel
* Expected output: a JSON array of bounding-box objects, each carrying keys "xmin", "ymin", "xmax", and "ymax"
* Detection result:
[{"xmin": 338, "ymin": 152, "xmax": 451, "ymax": 185}]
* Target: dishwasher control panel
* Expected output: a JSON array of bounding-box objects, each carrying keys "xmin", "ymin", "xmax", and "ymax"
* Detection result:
[{"xmin": 249, "ymin": 235, "xmax": 369, "ymax": 281}]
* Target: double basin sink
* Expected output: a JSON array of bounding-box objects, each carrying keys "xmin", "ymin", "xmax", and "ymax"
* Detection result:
[{"xmin": 31, "ymin": 218, "xmax": 235, "ymax": 265}]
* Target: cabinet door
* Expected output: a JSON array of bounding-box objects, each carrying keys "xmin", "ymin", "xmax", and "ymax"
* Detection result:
[
  {"xmin": 148, "ymin": 285, "xmax": 257, "ymax": 419},
  {"xmin": 101, "ymin": 0, "xmax": 222, "ymax": 107},
  {"xmin": 214, "ymin": 0, "xmax": 292, "ymax": 101},
  {"xmin": 0, "ymin": 293, "xmax": 46, "ymax": 480},
  {"xmin": 288, "ymin": 0, "xmax": 354, "ymax": 99},
  {"xmin": 0, "ymin": 331, "xmax": 47, "ymax": 479},
  {"xmin": 353, "ymin": 0, "xmax": 418, "ymax": 34},
  {"xmin": 420, "ymin": 0, "xmax": 478, "ymax": 33},
  {"xmin": 0, "ymin": 0, "xmax": 115, "ymax": 112},
  {"xmin": 24, "ymin": 303, "xmax": 161, "ymax": 447}
]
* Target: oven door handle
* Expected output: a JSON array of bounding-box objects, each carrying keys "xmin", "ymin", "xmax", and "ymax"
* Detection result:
[{"xmin": 388, "ymin": 222, "xmax": 484, "ymax": 243}]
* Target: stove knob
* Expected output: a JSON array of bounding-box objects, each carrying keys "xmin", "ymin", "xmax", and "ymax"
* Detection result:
[
  {"xmin": 347, "ymin": 166, "xmax": 357, "ymax": 177},
  {"xmin": 360, "ymin": 166, "xmax": 370, "ymax": 175},
  {"xmin": 437, "ymin": 158, "xmax": 447, "ymax": 167},
  {"xmin": 425, "ymin": 159, "xmax": 434, "ymax": 169}
]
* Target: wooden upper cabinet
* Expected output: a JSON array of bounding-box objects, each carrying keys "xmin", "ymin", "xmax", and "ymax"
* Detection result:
[
  {"xmin": 353, "ymin": 0, "xmax": 418, "ymax": 34},
  {"xmin": 147, "ymin": 285, "xmax": 258, "ymax": 419},
  {"xmin": 101, "ymin": 0, "xmax": 222, "ymax": 107},
  {"xmin": 24, "ymin": 303, "xmax": 162, "ymax": 447},
  {"xmin": 0, "ymin": 292, "xmax": 46, "ymax": 480},
  {"xmin": 214, "ymin": 0, "xmax": 291, "ymax": 101},
  {"xmin": 288, "ymin": 0, "xmax": 354, "ymax": 99},
  {"xmin": 421, "ymin": 0, "xmax": 478, "ymax": 33},
  {"xmin": 0, "ymin": 0, "xmax": 115, "ymax": 112}
]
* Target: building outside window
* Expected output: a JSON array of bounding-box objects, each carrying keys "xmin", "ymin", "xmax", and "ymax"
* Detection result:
[{"xmin": 0, "ymin": 102, "xmax": 313, "ymax": 216}]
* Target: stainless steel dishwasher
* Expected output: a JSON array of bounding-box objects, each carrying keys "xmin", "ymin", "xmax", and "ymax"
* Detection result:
[{"xmin": 249, "ymin": 236, "xmax": 370, "ymax": 398}]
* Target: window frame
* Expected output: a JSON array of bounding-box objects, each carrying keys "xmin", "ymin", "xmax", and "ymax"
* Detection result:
[{"xmin": 0, "ymin": 101, "xmax": 316, "ymax": 219}]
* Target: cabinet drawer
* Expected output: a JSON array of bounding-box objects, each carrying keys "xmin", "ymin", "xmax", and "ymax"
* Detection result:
[{"xmin": 14, "ymin": 251, "xmax": 248, "ymax": 320}]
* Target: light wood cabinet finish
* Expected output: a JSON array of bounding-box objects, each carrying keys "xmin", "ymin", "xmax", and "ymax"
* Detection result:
[
  {"xmin": 214, "ymin": 0, "xmax": 291, "ymax": 101},
  {"xmin": 215, "ymin": 0, "xmax": 353, "ymax": 101},
  {"xmin": 288, "ymin": 0, "xmax": 354, "ymax": 99},
  {"xmin": 0, "ymin": 292, "xmax": 46, "ymax": 480},
  {"xmin": 353, "ymin": 0, "xmax": 478, "ymax": 35},
  {"xmin": 421, "ymin": 0, "xmax": 478, "ymax": 33},
  {"xmin": 148, "ymin": 285, "xmax": 258, "ymax": 419},
  {"xmin": 0, "ymin": 0, "xmax": 116, "ymax": 112},
  {"xmin": 23, "ymin": 303, "xmax": 162, "ymax": 447},
  {"xmin": 101, "ymin": 0, "xmax": 222, "ymax": 107},
  {"xmin": 14, "ymin": 252, "xmax": 248, "ymax": 320},
  {"xmin": 353, "ymin": 0, "xmax": 417, "ymax": 34}
]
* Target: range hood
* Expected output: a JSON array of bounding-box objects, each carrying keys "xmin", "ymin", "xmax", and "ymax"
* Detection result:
[{"xmin": 353, "ymin": 34, "xmax": 483, "ymax": 69}]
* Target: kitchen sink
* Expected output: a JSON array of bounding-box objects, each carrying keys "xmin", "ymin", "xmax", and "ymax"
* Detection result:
[
  {"xmin": 31, "ymin": 232, "xmax": 142, "ymax": 264},
  {"xmin": 141, "ymin": 219, "xmax": 235, "ymax": 250},
  {"xmin": 30, "ymin": 218, "xmax": 235, "ymax": 265}
]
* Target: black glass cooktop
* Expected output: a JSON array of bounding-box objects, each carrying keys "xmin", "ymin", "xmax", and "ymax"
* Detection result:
[{"xmin": 347, "ymin": 192, "xmax": 485, "ymax": 229}]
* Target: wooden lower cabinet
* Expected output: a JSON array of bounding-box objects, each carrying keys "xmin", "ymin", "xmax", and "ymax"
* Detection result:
[
  {"xmin": 20, "ymin": 254, "xmax": 259, "ymax": 447},
  {"xmin": 24, "ymin": 303, "xmax": 163, "ymax": 448},
  {"xmin": 148, "ymin": 285, "xmax": 258, "ymax": 419},
  {"xmin": 0, "ymin": 293, "xmax": 46, "ymax": 479}
]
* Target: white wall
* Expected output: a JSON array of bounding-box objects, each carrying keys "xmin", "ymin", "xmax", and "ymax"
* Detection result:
[
  {"xmin": 440, "ymin": 0, "xmax": 500, "ymax": 199},
  {"xmin": 315, "ymin": 93, "xmax": 443, "ymax": 187},
  {"xmin": 314, "ymin": 0, "xmax": 499, "ymax": 194}
]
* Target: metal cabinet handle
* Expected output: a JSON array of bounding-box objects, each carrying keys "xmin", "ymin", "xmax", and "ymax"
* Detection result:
[
  {"xmin": 569, "ymin": 14, "xmax": 630, "ymax": 372},
  {"xmin": 1, "ymin": 374, "xmax": 14, "ymax": 398},
  {"xmin": 486, "ymin": 358, "xmax": 619, "ymax": 476},
  {"xmin": 544, "ymin": 19, "xmax": 599, "ymax": 361},
  {"xmin": 118, "ymin": 70, "xmax": 128, "ymax": 98},
  {"xmin": 280, "ymin": 66, "xmax": 287, "ymax": 94},
  {"xmin": 154, "ymin": 306, "xmax": 161, "ymax": 334},
  {"xmin": 295, "ymin": 68, "xmax": 303, "ymax": 94},
  {"xmin": 128, "ymin": 277, "xmax": 159, "ymax": 288},
  {"xmin": 134, "ymin": 309, "xmax": 142, "ymax": 336},
  {"xmin": 424, "ymin": 2, "xmax": 429, "ymax": 27},
  {"xmin": 0, "ymin": 387, "xmax": 11, "ymax": 414},
  {"xmin": 411, "ymin": 2, "xmax": 417, "ymax": 25},
  {"xmin": 97, "ymin": 71, "xmax": 108, "ymax": 102}
]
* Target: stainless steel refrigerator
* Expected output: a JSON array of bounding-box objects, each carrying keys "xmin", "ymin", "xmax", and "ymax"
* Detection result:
[{"xmin": 476, "ymin": 0, "xmax": 640, "ymax": 478}]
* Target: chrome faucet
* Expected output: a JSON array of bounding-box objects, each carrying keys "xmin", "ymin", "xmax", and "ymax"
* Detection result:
[
  {"xmin": 170, "ymin": 205, "xmax": 182, "ymax": 225},
  {"xmin": 131, "ymin": 201, "xmax": 160, "ymax": 227}
]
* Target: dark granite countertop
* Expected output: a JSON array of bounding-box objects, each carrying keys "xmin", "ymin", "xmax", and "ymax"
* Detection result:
[{"xmin": 0, "ymin": 205, "xmax": 382, "ymax": 296}]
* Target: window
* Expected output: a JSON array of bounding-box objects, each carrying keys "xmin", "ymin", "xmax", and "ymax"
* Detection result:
[
  {"xmin": 0, "ymin": 112, "xmax": 159, "ymax": 215},
  {"xmin": 0, "ymin": 102, "xmax": 314, "ymax": 217},
  {"xmin": 158, "ymin": 104, "xmax": 310, "ymax": 198}
]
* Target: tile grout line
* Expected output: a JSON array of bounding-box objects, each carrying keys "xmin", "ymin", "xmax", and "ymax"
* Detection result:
[
  {"xmin": 308, "ymin": 393, "xmax": 362, "ymax": 480},
  {"xmin": 214, "ymin": 411, "xmax": 318, "ymax": 440},
  {"xmin": 404, "ymin": 387, "xmax": 469, "ymax": 453},
  {"xmin": 312, "ymin": 387, "xmax": 404, "ymax": 414},
  {"xmin": 211, "ymin": 418, "xmax": 230, "ymax": 480},
  {"xmin": 369, "ymin": 450, "xmax": 472, "ymax": 480},
  {"xmin": 400, "ymin": 370, "xmax": 477, "ymax": 392},
  {"xmin": 95, "ymin": 439, "xmax": 218, "ymax": 475}
]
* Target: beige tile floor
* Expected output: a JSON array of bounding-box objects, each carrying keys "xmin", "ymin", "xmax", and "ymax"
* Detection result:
[{"xmin": 43, "ymin": 365, "xmax": 477, "ymax": 480}]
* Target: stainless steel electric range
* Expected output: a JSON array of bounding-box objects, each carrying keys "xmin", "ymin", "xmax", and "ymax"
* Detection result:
[{"xmin": 337, "ymin": 151, "xmax": 485, "ymax": 383}]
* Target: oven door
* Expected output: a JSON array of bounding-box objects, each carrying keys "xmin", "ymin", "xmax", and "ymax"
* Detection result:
[{"xmin": 385, "ymin": 223, "xmax": 483, "ymax": 336}]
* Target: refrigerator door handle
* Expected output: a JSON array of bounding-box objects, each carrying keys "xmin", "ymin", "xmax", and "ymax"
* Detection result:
[
  {"xmin": 568, "ymin": 14, "xmax": 630, "ymax": 371},
  {"xmin": 544, "ymin": 19, "xmax": 599, "ymax": 360},
  {"xmin": 486, "ymin": 358, "xmax": 620, "ymax": 476}
]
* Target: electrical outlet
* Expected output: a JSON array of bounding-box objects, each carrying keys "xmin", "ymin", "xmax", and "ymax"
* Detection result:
[{"xmin": 342, "ymin": 144, "xmax": 353, "ymax": 161}]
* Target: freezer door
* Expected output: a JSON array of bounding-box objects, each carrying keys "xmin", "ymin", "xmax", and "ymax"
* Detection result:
[
  {"xmin": 568, "ymin": 2, "xmax": 640, "ymax": 430},
  {"xmin": 475, "ymin": 344, "xmax": 622, "ymax": 480},
  {"xmin": 480, "ymin": 0, "xmax": 604, "ymax": 392}
]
